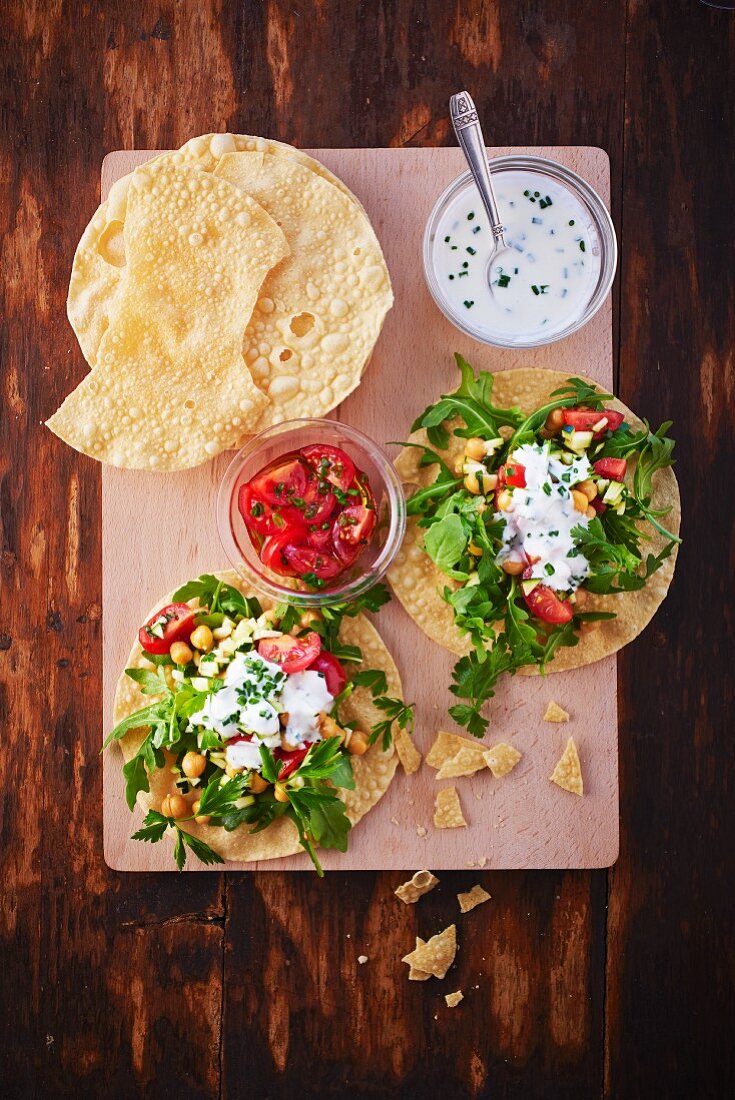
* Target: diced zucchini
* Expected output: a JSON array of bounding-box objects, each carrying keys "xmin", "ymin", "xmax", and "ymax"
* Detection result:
[
  {"xmin": 191, "ymin": 676, "xmax": 210, "ymax": 692},
  {"xmin": 603, "ymin": 480, "xmax": 625, "ymax": 504},
  {"xmin": 564, "ymin": 430, "xmax": 594, "ymax": 453},
  {"xmin": 521, "ymin": 578, "xmax": 539, "ymax": 596},
  {"xmin": 483, "ymin": 436, "xmax": 504, "ymax": 457}
]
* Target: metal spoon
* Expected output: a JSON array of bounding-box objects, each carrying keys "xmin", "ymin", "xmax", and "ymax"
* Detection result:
[{"xmin": 449, "ymin": 91, "xmax": 513, "ymax": 295}]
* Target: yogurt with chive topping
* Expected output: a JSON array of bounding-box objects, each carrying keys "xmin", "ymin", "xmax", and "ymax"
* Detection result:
[{"xmin": 428, "ymin": 167, "xmax": 605, "ymax": 345}]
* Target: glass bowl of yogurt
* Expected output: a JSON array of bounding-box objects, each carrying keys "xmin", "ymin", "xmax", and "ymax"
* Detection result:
[{"xmin": 423, "ymin": 154, "xmax": 617, "ymax": 348}]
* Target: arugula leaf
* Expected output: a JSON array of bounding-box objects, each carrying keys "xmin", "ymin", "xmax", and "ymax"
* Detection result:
[
  {"xmin": 104, "ymin": 699, "xmax": 171, "ymax": 748},
  {"xmin": 125, "ymin": 667, "xmax": 170, "ymax": 696},
  {"xmin": 411, "ymin": 353, "xmax": 523, "ymax": 448},
  {"xmin": 424, "ymin": 513, "xmax": 468, "ymax": 575},
  {"xmin": 123, "ymin": 745, "xmax": 152, "ymax": 810},
  {"xmin": 328, "ymin": 643, "xmax": 363, "ymax": 663}
]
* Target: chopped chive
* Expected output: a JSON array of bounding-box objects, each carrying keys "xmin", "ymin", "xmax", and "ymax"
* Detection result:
[
  {"xmin": 532, "ymin": 217, "xmax": 542, "ymax": 224},
  {"xmin": 534, "ymin": 191, "xmax": 540, "ymax": 197},
  {"xmin": 545, "ymin": 563, "xmax": 555, "ymax": 575},
  {"xmin": 568, "ymin": 219, "xmax": 575, "ymax": 226},
  {"xmin": 462, "ymin": 261, "xmax": 469, "ymax": 268},
  {"xmin": 463, "ymin": 300, "xmax": 475, "ymax": 309},
  {"xmin": 542, "ymin": 483, "xmax": 552, "ymax": 496},
  {"xmin": 451, "ymin": 245, "xmax": 458, "ymax": 250},
  {"xmin": 497, "ymin": 274, "xmax": 511, "ymax": 288},
  {"xmin": 444, "ymin": 235, "xmax": 451, "ymax": 243},
  {"xmin": 579, "ymin": 240, "xmax": 586, "ymax": 252},
  {"xmin": 467, "ymin": 211, "xmax": 475, "ymax": 221},
  {"xmin": 466, "ymin": 246, "xmax": 476, "ymax": 255},
  {"xmin": 458, "ymin": 271, "xmax": 469, "ymax": 277},
  {"xmin": 531, "ymin": 285, "xmax": 540, "ymax": 295},
  {"xmin": 473, "ymin": 225, "xmax": 481, "ymax": 234},
  {"xmin": 523, "ymin": 190, "xmax": 529, "ymax": 196},
  {"xmin": 448, "ymin": 274, "xmax": 454, "ymax": 280}
]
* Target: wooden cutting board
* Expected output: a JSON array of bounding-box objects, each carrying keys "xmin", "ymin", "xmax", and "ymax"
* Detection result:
[{"xmin": 101, "ymin": 145, "xmax": 618, "ymax": 871}]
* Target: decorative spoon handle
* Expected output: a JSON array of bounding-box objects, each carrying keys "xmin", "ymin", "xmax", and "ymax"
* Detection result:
[{"xmin": 449, "ymin": 91, "xmax": 505, "ymax": 245}]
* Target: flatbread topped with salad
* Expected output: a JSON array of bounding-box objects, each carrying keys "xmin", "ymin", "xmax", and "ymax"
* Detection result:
[
  {"xmin": 389, "ymin": 357, "xmax": 680, "ymax": 736},
  {"xmin": 106, "ymin": 571, "xmax": 412, "ymax": 873}
]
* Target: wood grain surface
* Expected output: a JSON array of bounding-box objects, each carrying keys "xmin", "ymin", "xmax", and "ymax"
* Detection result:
[
  {"xmin": 101, "ymin": 144, "xmax": 618, "ymax": 873},
  {"xmin": 1, "ymin": 1, "xmax": 732, "ymax": 1097}
]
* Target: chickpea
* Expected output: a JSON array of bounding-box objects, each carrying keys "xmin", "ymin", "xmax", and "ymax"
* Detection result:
[
  {"xmin": 191, "ymin": 800, "xmax": 211, "ymax": 825},
  {"xmin": 299, "ymin": 609, "xmax": 322, "ymax": 629},
  {"xmin": 464, "ymin": 472, "xmax": 481, "ymax": 495},
  {"xmin": 319, "ymin": 712, "xmax": 346, "ymax": 744},
  {"xmin": 346, "ymin": 730, "xmax": 369, "ymax": 756},
  {"xmin": 225, "ymin": 764, "xmax": 241, "ymax": 779},
  {"xmin": 249, "ymin": 773, "xmax": 270, "ymax": 794},
  {"xmin": 586, "ymin": 506, "xmax": 597, "ymax": 519},
  {"xmin": 477, "ymin": 501, "xmax": 487, "ymax": 515},
  {"xmin": 161, "ymin": 793, "xmax": 188, "ymax": 819},
  {"xmin": 501, "ymin": 558, "xmax": 525, "ymax": 576},
  {"xmin": 496, "ymin": 489, "xmax": 514, "ymax": 512},
  {"xmin": 181, "ymin": 751, "xmax": 206, "ymax": 779},
  {"xmin": 190, "ymin": 624, "xmax": 214, "ymax": 652},
  {"xmin": 544, "ymin": 407, "xmax": 565, "ymax": 433},
  {"xmin": 274, "ymin": 783, "xmax": 290, "ymax": 803},
  {"xmin": 577, "ymin": 478, "xmax": 597, "ymax": 502},
  {"xmin": 468, "ymin": 541, "xmax": 483, "ymax": 557},
  {"xmin": 170, "ymin": 640, "xmax": 194, "ymax": 665},
  {"xmin": 571, "ymin": 489, "xmax": 589, "ymax": 513},
  {"xmin": 464, "ymin": 437, "xmax": 487, "ymax": 461}
]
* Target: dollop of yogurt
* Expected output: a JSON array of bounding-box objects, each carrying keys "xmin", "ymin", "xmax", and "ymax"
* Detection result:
[
  {"xmin": 496, "ymin": 443, "xmax": 591, "ymax": 592},
  {"xmin": 280, "ymin": 670, "xmax": 334, "ymax": 746}
]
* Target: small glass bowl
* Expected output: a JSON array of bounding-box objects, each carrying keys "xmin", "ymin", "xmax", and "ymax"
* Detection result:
[
  {"xmin": 423, "ymin": 153, "xmax": 617, "ymax": 349},
  {"xmin": 217, "ymin": 419, "xmax": 406, "ymax": 608}
]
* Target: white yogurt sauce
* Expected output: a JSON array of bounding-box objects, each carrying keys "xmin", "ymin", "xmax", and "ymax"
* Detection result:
[
  {"xmin": 496, "ymin": 443, "xmax": 591, "ymax": 592},
  {"xmin": 432, "ymin": 170, "xmax": 602, "ymax": 343},
  {"xmin": 189, "ymin": 650, "xmax": 333, "ymax": 769}
]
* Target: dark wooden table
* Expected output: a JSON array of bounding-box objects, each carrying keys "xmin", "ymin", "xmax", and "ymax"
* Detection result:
[{"xmin": 2, "ymin": 2, "xmax": 733, "ymax": 1096}]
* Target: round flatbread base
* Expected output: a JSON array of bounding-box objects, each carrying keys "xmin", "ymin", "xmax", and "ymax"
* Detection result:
[
  {"xmin": 388, "ymin": 368, "xmax": 680, "ymax": 673},
  {"xmin": 113, "ymin": 570, "xmax": 400, "ymax": 864}
]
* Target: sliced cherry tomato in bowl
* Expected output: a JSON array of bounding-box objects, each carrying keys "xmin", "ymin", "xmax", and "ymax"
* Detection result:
[
  {"xmin": 309, "ymin": 651, "xmax": 348, "ymax": 696},
  {"xmin": 300, "ymin": 444, "xmax": 356, "ymax": 493},
  {"xmin": 593, "ymin": 457, "xmax": 627, "ymax": 480},
  {"xmin": 563, "ymin": 407, "xmax": 625, "ymax": 439},
  {"xmin": 283, "ymin": 544, "xmax": 344, "ymax": 580},
  {"xmin": 258, "ymin": 631, "xmax": 322, "ymax": 673},
  {"xmin": 139, "ymin": 603, "xmax": 196, "ymax": 655},
  {"xmin": 306, "ymin": 524, "xmax": 335, "ymax": 551},
  {"xmin": 260, "ymin": 525, "xmax": 308, "ymax": 577},
  {"xmin": 522, "ymin": 583, "xmax": 573, "ymax": 625},
  {"xmin": 249, "ymin": 455, "xmax": 309, "ymax": 506},
  {"xmin": 333, "ymin": 503, "xmax": 377, "ymax": 547},
  {"xmin": 498, "ymin": 462, "xmax": 527, "ymax": 489},
  {"xmin": 238, "ymin": 484, "xmax": 304, "ymax": 536},
  {"xmin": 299, "ymin": 474, "xmax": 337, "ymax": 524}
]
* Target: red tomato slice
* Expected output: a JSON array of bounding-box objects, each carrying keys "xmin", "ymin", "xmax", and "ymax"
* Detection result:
[
  {"xmin": 258, "ymin": 631, "xmax": 322, "ymax": 673},
  {"xmin": 332, "ymin": 528, "xmax": 362, "ymax": 566},
  {"xmin": 282, "ymin": 544, "xmax": 344, "ymax": 580},
  {"xmin": 260, "ymin": 525, "xmax": 308, "ymax": 577},
  {"xmin": 300, "ymin": 474, "xmax": 337, "ymax": 524},
  {"xmin": 498, "ymin": 462, "xmax": 527, "ymax": 489},
  {"xmin": 306, "ymin": 524, "xmax": 334, "ymax": 551},
  {"xmin": 274, "ymin": 745, "xmax": 310, "ymax": 780},
  {"xmin": 300, "ymin": 444, "xmax": 356, "ymax": 493},
  {"xmin": 310, "ymin": 651, "xmax": 348, "ymax": 696},
  {"xmin": 563, "ymin": 407, "xmax": 625, "ymax": 439},
  {"xmin": 593, "ymin": 457, "xmax": 627, "ymax": 480},
  {"xmin": 139, "ymin": 603, "xmax": 196, "ymax": 655},
  {"xmin": 333, "ymin": 504, "xmax": 376, "ymax": 547},
  {"xmin": 249, "ymin": 455, "xmax": 309, "ymax": 506},
  {"xmin": 523, "ymin": 583, "xmax": 573, "ymax": 625},
  {"xmin": 238, "ymin": 484, "xmax": 304, "ymax": 536}
]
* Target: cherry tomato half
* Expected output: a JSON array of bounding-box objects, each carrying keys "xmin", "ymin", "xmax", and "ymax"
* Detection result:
[
  {"xmin": 522, "ymin": 583, "xmax": 573, "ymax": 625},
  {"xmin": 563, "ymin": 407, "xmax": 625, "ymax": 439},
  {"xmin": 593, "ymin": 457, "xmax": 627, "ymax": 480},
  {"xmin": 300, "ymin": 444, "xmax": 356, "ymax": 493},
  {"xmin": 249, "ymin": 455, "xmax": 309, "ymax": 506},
  {"xmin": 299, "ymin": 474, "xmax": 337, "ymax": 524},
  {"xmin": 275, "ymin": 745, "xmax": 311, "ymax": 780},
  {"xmin": 333, "ymin": 503, "xmax": 376, "ymax": 547},
  {"xmin": 283, "ymin": 543, "xmax": 343, "ymax": 580},
  {"xmin": 139, "ymin": 603, "xmax": 196, "ymax": 655},
  {"xmin": 306, "ymin": 524, "xmax": 335, "ymax": 551},
  {"xmin": 261, "ymin": 525, "xmax": 308, "ymax": 577},
  {"xmin": 258, "ymin": 631, "xmax": 322, "ymax": 673},
  {"xmin": 310, "ymin": 651, "xmax": 348, "ymax": 696},
  {"xmin": 238, "ymin": 484, "xmax": 304, "ymax": 537},
  {"xmin": 499, "ymin": 462, "xmax": 527, "ymax": 489}
]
